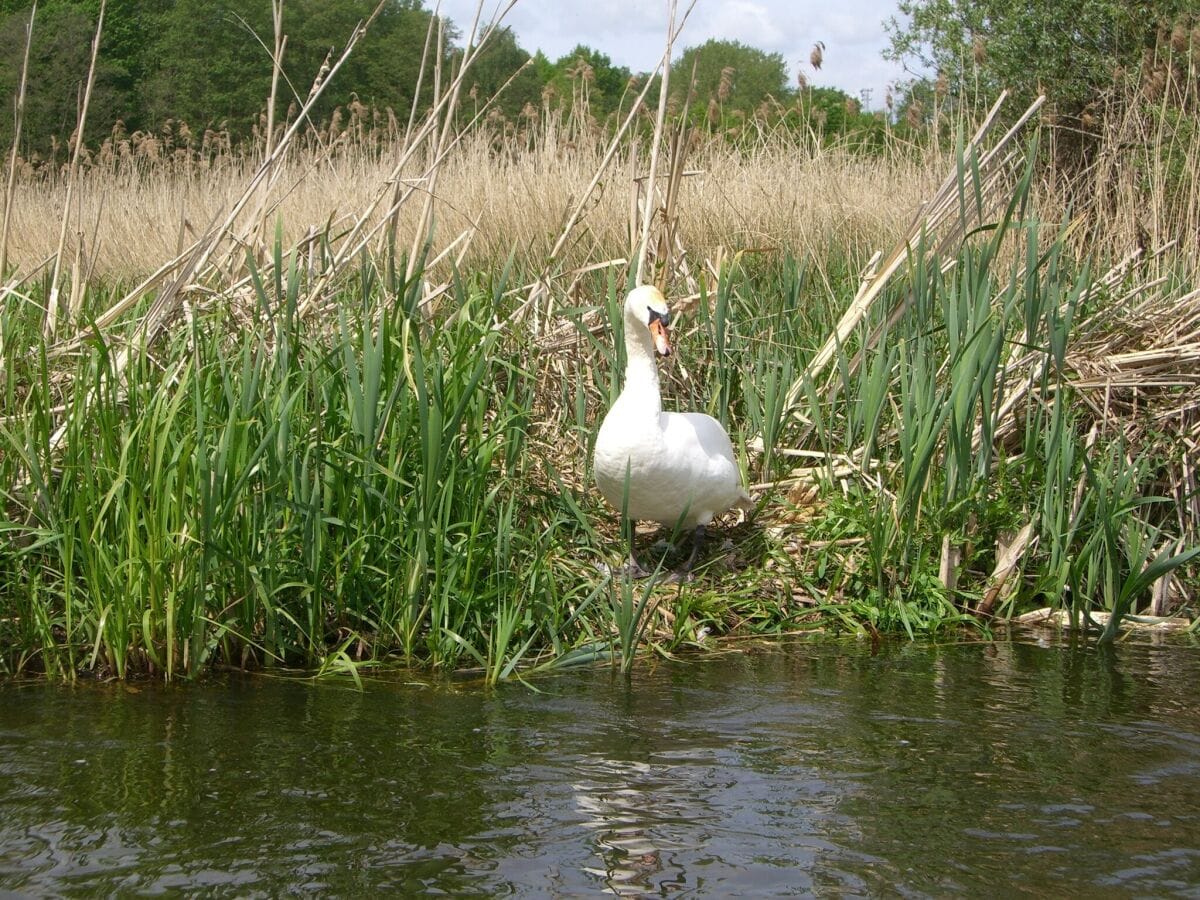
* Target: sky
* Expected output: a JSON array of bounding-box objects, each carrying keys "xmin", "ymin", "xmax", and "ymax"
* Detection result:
[{"xmin": 432, "ymin": 0, "xmax": 920, "ymax": 112}]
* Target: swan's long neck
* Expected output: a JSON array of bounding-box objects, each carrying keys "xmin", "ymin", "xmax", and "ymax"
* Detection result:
[{"xmin": 616, "ymin": 312, "xmax": 662, "ymax": 420}]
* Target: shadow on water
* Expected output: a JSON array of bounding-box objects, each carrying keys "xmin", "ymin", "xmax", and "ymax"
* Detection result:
[{"xmin": 2, "ymin": 636, "xmax": 1200, "ymax": 895}]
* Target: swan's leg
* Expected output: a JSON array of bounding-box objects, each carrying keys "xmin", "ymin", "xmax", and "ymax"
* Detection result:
[
  {"xmin": 676, "ymin": 524, "xmax": 707, "ymax": 578},
  {"xmin": 616, "ymin": 520, "xmax": 650, "ymax": 578}
]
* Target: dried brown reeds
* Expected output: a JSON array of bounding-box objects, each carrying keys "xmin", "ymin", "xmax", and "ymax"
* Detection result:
[
  {"xmin": 0, "ymin": 2, "xmax": 35, "ymax": 279},
  {"xmin": 0, "ymin": 116, "xmax": 938, "ymax": 288}
]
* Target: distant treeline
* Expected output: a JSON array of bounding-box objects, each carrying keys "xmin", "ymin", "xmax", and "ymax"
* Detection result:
[{"xmin": 0, "ymin": 0, "xmax": 889, "ymax": 159}]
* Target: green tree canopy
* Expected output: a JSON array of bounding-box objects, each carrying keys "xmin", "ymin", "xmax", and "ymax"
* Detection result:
[
  {"xmin": 141, "ymin": 0, "xmax": 273, "ymax": 136},
  {"xmin": 0, "ymin": 2, "xmax": 135, "ymax": 154},
  {"xmin": 460, "ymin": 25, "xmax": 544, "ymax": 120},
  {"xmin": 0, "ymin": 0, "xmax": 446, "ymax": 154},
  {"xmin": 885, "ymin": 0, "xmax": 1195, "ymax": 117},
  {"xmin": 546, "ymin": 44, "xmax": 632, "ymax": 118},
  {"xmin": 673, "ymin": 38, "xmax": 789, "ymax": 111},
  {"xmin": 145, "ymin": 0, "xmax": 442, "ymax": 138}
]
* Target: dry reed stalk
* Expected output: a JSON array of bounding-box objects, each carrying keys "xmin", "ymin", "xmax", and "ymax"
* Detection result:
[
  {"xmin": 1063, "ymin": 275, "xmax": 1200, "ymax": 448},
  {"xmin": 404, "ymin": 14, "xmax": 448, "ymax": 282},
  {"xmin": 122, "ymin": 0, "xmax": 386, "ymax": 350},
  {"xmin": 517, "ymin": 2, "xmax": 700, "ymax": 328},
  {"xmin": 1056, "ymin": 36, "xmax": 1200, "ymax": 267},
  {"xmin": 647, "ymin": 58, "xmax": 700, "ymax": 295},
  {"xmin": 0, "ymin": 2, "xmax": 35, "ymax": 279},
  {"xmin": 45, "ymin": 0, "xmax": 105, "ymax": 338},
  {"xmin": 509, "ymin": 66, "xmax": 663, "ymax": 328},
  {"xmin": 391, "ymin": 9, "xmax": 438, "ymax": 238},
  {"xmin": 2, "ymin": 120, "xmax": 935, "ymax": 293},
  {"xmin": 402, "ymin": 4, "xmax": 523, "ymax": 284},
  {"xmin": 264, "ymin": 0, "xmax": 285, "ymax": 159},
  {"xmin": 403, "ymin": 4, "xmax": 436, "ymax": 145},
  {"xmin": 976, "ymin": 522, "xmax": 1038, "ymax": 617}
]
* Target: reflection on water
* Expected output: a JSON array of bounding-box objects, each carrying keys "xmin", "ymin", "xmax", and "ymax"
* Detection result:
[{"xmin": 2, "ymin": 637, "xmax": 1200, "ymax": 895}]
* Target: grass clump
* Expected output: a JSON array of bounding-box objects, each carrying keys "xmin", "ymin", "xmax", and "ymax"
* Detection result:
[
  {"xmin": 778, "ymin": 138, "xmax": 1199, "ymax": 641},
  {"xmin": 0, "ymin": 253, "xmax": 607, "ymax": 679}
]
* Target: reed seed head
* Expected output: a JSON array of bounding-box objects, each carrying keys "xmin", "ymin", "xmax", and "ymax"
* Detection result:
[
  {"xmin": 718, "ymin": 66, "xmax": 735, "ymax": 102},
  {"xmin": 1170, "ymin": 21, "xmax": 1188, "ymax": 53}
]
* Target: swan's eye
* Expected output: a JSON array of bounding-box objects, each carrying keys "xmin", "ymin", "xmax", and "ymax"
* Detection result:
[{"xmin": 648, "ymin": 308, "xmax": 671, "ymax": 327}]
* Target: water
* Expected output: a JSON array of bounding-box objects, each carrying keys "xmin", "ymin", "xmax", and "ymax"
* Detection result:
[{"xmin": 2, "ymin": 637, "xmax": 1200, "ymax": 896}]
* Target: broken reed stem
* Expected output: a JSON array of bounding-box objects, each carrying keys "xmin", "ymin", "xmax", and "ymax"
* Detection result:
[
  {"xmin": 127, "ymin": 0, "xmax": 387, "ymax": 348},
  {"xmin": 392, "ymin": 9, "xmax": 438, "ymax": 238},
  {"xmin": 45, "ymin": 0, "xmax": 104, "ymax": 338},
  {"xmin": 655, "ymin": 59, "xmax": 700, "ymax": 292},
  {"xmin": 0, "ymin": 2, "xmax": 35, "ymax": 280},
  {"xmin": 405, "ymin": 1, "xmax": 522, "ymax": 282},
  {"xmin": 784, "ymin": 91, "xmax": 1044, "ymax": 413},
  {"xmin": 334, "ymin": 78, "xmax": 498, "ymax": 276},
  {"xmin": 405, "ymin": 14, "xmax": 446, "ymax": 281},
  {"xmin": 509, "ymin": 75, "xmax": 659, "ymax": 327},
  {"xmin": 301, "ymin": 8, "xmax": 525, "ymax": 313},
  {"xmin": 517, "ymin": 0, "xmax": 697, "ymax": 324},
  {"xmin": 635, "ymin": 0, "xmax": 678, "ymax": 286},
  {"xmin": 402, "ymin": 5, "xmax": 437, "ymax": 147}
]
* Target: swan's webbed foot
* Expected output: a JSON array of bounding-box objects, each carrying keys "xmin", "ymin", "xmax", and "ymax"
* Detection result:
[
  {"xmin": 595, "ymin": 551, "xmax": 650, "ymax": 579},
  {"xmin": 602, "ymin": 524, "xmax": 708, "ymax": 582},
  {"xmin": 618, "ymin": 556, "xmax": 652, "ymax": 579}
]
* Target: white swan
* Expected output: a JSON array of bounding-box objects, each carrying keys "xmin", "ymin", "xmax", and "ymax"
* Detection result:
[{"xmin": 594, "ymin": 285, "xmax": 751, "ymax": 577}]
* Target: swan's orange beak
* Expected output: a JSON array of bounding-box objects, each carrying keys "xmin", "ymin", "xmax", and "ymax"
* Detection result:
[{"xmin": 649, "ymin": 315, "xmax": 672, "ymax": 357}]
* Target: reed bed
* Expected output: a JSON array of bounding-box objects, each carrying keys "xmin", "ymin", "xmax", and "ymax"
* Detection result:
[
  {"xmin": 1, "ymin": 7, "xmax": 1198, "ymax": 681},
  {"xmin": 1, "ymin": 119, "xmax": 939, "ymax": 285}
]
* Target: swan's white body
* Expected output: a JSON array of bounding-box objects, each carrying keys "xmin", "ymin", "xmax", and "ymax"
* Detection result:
[{"xmin": 594, "ymin": 286, "xmax": 749, "ymax": 531}]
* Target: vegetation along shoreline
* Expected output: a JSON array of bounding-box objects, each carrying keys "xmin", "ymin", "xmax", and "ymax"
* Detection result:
[{"xmin": 0, "ymin": 0, "xmax": 1197, "ymax": 681}]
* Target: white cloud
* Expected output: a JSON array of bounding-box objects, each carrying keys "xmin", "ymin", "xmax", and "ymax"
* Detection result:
[
  {"xmin": 433, "ymin": 0, "xmax": 920, "ymax": 108},
  {"xmin": 699, "ymin": 2, "xmax": 781, "ymax": 51}
]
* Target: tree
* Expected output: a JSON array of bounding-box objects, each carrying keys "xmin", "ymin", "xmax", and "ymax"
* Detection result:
[
  {"xmin": 672, "ymin": 39, "xmax": 789, "ymax": 113},
  {"xmin": 547, "ymin": 45, "xmax": 632, "ymax": 119},
  {"xmin": 0, "ymin": 0, "xmax": 447, "ymax": 151},
  {"xmin": 287, "ymin": 0, "xmax": 442, "ymax": 125},
  {"xmin": 885, "ymin": 0, "xmax": 1195, "ymax": 118},
  {"xmin": 145, "ymin": 0, "xmax": 443, "ymax": 139},
  {"xmin": 0, "ymin": 2, "xmax": 133, "ymax": 156},
  {"xmin": 141, "ymin": 0, "xmax": 272, "ymax": 136},
  {"xmin": 458, "ymin": 25, "xmax": 544, "ymax": 121}
]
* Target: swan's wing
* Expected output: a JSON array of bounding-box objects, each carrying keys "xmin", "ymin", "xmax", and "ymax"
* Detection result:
[{"xmin": 661, "ymin": 411, "xmax": 737, "ymax": 464}]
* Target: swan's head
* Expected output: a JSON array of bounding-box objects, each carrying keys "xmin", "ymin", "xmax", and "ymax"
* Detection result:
[{"xmin": 624, "ymin": 285, "xmax": 672, "ymax": 357}]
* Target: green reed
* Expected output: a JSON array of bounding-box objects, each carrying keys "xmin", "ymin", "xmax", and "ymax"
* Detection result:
[
  {"xmin": 794, "ymin": 144, "xmax": 1196, "ymax": 636},
  {"xmin": 0, "ymin": 245, "xmax": 603, "ymax": 679}
]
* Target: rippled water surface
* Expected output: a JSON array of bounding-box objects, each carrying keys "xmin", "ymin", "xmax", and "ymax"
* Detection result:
[{"xmin": 3, "ymin": 637, "xmax": 1200, "ymax": 896}]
